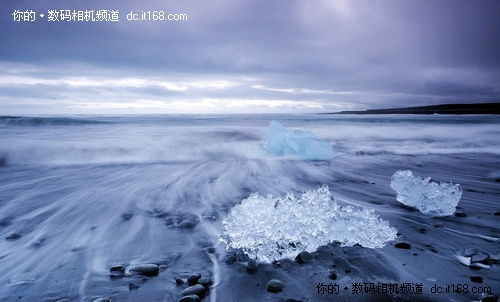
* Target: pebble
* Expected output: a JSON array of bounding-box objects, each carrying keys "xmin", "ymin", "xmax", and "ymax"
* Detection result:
[
  {"xmin": 481, "ymin": 294, "xmax": 499, "ymax": 302},
  {"xmin": 128, "ymin": 282, "xmax": 140, "ymax": 290},
  {"xmin": 295, "ymin": 251, "xmax": 313, "ymax": 264},
  {"xmin": 178, "ymin": 295, "xmax": 201, "ymax": 302},
  {"xmin": 181, "ymin": 284, "xmax": 206, "ymax": 296},
  {"xmin": 245, "ymin": 260, "xmax": 257, "ymax": 273},
  {"xmin": 187, "ymin": 273, "xmax": 201, "ymax": 285},
  {"xmin": 266, "ymin": 279, "xmax": 284, "ymax": 293},
  {"xmin": 224, "ymin": 254, "xmax": 237, "ymax": 265},
  {"xmin": 175, "ymin": 277, "xmax": 184, "ymax": 285},
  {"xmin": 6, "ymin": 233, "xmax": 21, "ymax": 241},
  {"xmin": 471, "ymin": 252, "xmax": 491, "ymax": 265},
  {"xmin": 198, "ymin": 277, "xmax": 213, "ymax": 287},
  {"xmin": 394, "ymin": 241, "xmax": 411, "ymax": 249},
  {"xmin": 328, "ymin": 271, "xmax": 337, "ymax": 280},
  {"xmin": 128, "ymin": 264, "xmax": 159, "ymax": 277},
  {"xmin": 454, "ymin": 211, "xmax": 467, "ymax": 217},
  {"xmin": 470, "ymin": 276, "xmax": 483, "ymax": 283},
  {"xmin": 109, "ymin": 265, "xmax": 125, "ymax": 278},
  {"xmin": 494, "ymin": 211, "xmax": 500, "ymax": 216}
]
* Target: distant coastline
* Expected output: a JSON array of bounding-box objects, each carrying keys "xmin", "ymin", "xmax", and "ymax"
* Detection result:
[{"xmin": 329, "ymin": 102, "xmax": 500, "ymax": 115}]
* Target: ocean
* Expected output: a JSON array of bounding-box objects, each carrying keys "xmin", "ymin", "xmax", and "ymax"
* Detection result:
[{"xmin": 0, "ymin": 114, "xmax": 499, "ymax": 301}]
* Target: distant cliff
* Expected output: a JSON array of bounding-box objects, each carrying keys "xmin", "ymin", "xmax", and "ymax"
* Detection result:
[{"xmin": 331, "ymin": 102, "xmax": 500, "ymax": 114}]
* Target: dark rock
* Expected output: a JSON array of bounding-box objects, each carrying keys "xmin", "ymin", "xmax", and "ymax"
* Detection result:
[
  {"xmin": 470, "ymin": 275, "xmax": 483, "ymax": 283},
  {"xmin": 494, "ymin": 211, "xmax": 500, "ymax": 216},
  {"xmin": 481, "ymin": 294, "xmax": 499, "ymax": 302},
  {"xmin": 187, "ymin": 273, "xmax": 201, "ymax": 286},
  {"xmin": 328, "ymin": 272, "xmax": 337, "ymax": 280},
  {"xmin": 175, "ymin": 277, "xmax": 184, "ymax": 285},
  {"xmin": 6, "ymin": 233, "xmax": 21, "ymax": 241},
  {"xmin": 418, "ymin": 228, "xmax": 427, "ymax": 234},
  {"xmin": 121, "ymin": 213, "xmax": 134, "ymax": 221},
  {"xmin": 345, "ymin": 269, "xmax": 351, "ymax": 274},
  {"xmin": 413, "ymin": 253, "xmax": 418, "ymax": 256},
  {"xmin": 394, "ymin": 242, "xmax": 411, "ymax": 249},
  {"xmin": 198, "ymin": 277, "xmax": 213, "ymax": 287},
  {"xmin": 224, "ymin": 254, "xmax": 236, "ymax": 265},
  {"xmin": 295, "ymin": 251, "xmax": 313, "ymax": 264},
  {"xmin": 181, "ymin": 284, "xmax": 206, "ymax": 296},
  {"xmin": 471, "ymin": 252, "xmax": 491, "ymax": 265},
  {"xmin": 454, "ymin": 211, "xmax": 467, "ymax": 217},
  {"xmin": 245, "ymin": 260, "xmax": 257, "ymax": 273},
  {"xmin": 110, "ymin": 265, "xmax": 125, "ymax": 278},
  {"xmin": 491, "ymin": 253, "xmax": 500, "ymax": 264},
  {"xmin": 205, "ymin": 247, "xmax": 215, "ymax": 254},
  {"xmin": 178, "ymin": 295, "xmax": 201, "ymax": 302},
  {"xmin": 495, "ymin": 178, "xmax": 500, "ymax": 183},
  {"xmin": 128, "ymin": 282, "xmax": 140, "ymax": 290},
  {"xmin": 92, "ymin": 298, "xmax": 111, "ymax": 302},
  {"xmin": 178, "ymin": 220, "xmax": 198, "ymax": 229},
  {"xmin": 129, "ymin": 264, "xmax": 159, "ymax": 277},
  {"xmin": 266, "ymin": 279, "xmax": 284, "ymax": 293}
]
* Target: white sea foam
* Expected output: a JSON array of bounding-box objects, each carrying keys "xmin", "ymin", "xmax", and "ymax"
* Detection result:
[{"xmin": 221, "ymin": 185, "xmax": 397, "ymax": 263}]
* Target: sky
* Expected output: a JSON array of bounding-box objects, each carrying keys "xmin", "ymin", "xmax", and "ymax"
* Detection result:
[{"xmin": 1, "ymin": 0, "xmax": 499, "ymax": 114}]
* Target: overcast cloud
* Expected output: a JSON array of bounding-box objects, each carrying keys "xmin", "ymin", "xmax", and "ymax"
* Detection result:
[{"xmin": 1, "ymin": 0, "xmax": 499, "ymax": 114}]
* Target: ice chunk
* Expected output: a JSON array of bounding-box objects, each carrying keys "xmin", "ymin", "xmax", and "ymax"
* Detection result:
[
  {"xmin": 390, "ymin": 170, "xmax": 462, "ymax": 217},
  {"xmin": 262, "ymin": 121, "xmax": 337, "ymax": 160},
  {"xmin": 221, "ymin": 185, "xmax": 397, "ymax": 263}
]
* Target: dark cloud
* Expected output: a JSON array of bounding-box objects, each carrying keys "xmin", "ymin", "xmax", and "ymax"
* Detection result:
[{"xmin": 0, "ymin": 0, "xmax": 499, "ymax": 113}]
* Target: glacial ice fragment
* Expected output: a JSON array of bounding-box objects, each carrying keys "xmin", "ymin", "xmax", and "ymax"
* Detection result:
[
  {"xmin": 390, "ymin": 170, "xmax": 462, "ymax": 217},
  {"xmin": 221, "ymin": 185, "xmax": 397, "ymax": 263},
  {"xmin": 262, "ymin": 121, "xmax": 337, "ymax": 160}
]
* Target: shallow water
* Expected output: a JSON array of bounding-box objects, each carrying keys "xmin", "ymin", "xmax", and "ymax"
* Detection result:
[{"xmin": 0, "ymin": 114, "xmax": 499, "ymax": 301}]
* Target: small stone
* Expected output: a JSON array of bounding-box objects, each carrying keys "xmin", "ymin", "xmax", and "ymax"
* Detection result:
[
  {"xmin": 121, "ymin": 213, "xmax": 133, "ymax": 221},
  {"xmin": 224, "ymin": 254, "xmax": 236, "ymax": 265},
  {"xmin": 471, "ymin": 253, "xmax": 491, "ymax": 265},
  {"xmin": 494, "ymin": 211, "xmax": 500, "ymax": 216},
  {"xmin": 93, "ymin": 298, "xmax": 111, "ymax": 302},
  {"xmin": 266, "ymin": 279, "xmax": 284, "ymax": 293},
  {"xmin": 110, "ymin": 265, "xmax": 125, "ymax": 278},
  {"xmin": 198, "ymin": 277, "xmax": 213, "ymax": 287},
  {"xmin": 205, "ymin": 247, "xmax": 215, "ymax": 254},
  {"xmin": 245, "ymin": 260, "xmax": 257, "ymax": 273},
  {"xmin": 328, "ymin": 272, "xmax": 337, "ymax": 280},
  {"xmin": 470, "ymin": 275, "xmax": 483, "ymax": 283},
  {"xmin": 128, "ymin": 282, "xmax": 140, "ymax": 290},
  {"xmin": 394, "ymin": 242, "xmax": 411, "ymax": 249},
  {"xmin": 6, "ymin": 233, "xmax": 21, "ymax": 241},
  {"xmin": 454, "ymin": 211, "xmax": 467, "ymax": 217},
  {"xmin": 181, "ymin": 284, "xmax": 206, "ymax": 296},
  {"xmin": 187, "ymin": 273, "xmax": 201, "ymax": 285},
  {"xmin": 413, "ymin": 253, "xmax": 418, "ymax": 256},
  {"xmin": 418, "ymin": 228, "xmax": 427, "ymax": 234},
  {"xmin": 175, "ymin": 277, "xmax": 184, "ymax": 285},
  {"xmin": 128, "ymin": 264, "xmax": 159, "ymax": 277},
  {"xmin": 178, "ymin": 221, "xmax": 197, "ymax": 229},
  {"xmin": 178, "ymin": 295, "xmax": 201, "ymax": 302},
  {"xmin": 491, "ymin": 253, "xmax": 500, "ymax": 264},
  {"xmin": 481, "ymin": 294, "xmax": 499, "ymax": 302},
  {"xmin": 295, "ymin": 251, "xmax": 313, "ymax": 264},
  {"xmin": 345, "ymin": 269, "xmax": 351, "ymax": 274}
]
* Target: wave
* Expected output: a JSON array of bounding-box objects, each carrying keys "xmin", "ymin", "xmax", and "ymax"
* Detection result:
[{"xmin": 0, "ymin": 116, "xmax": 108, "ymax": 126}]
